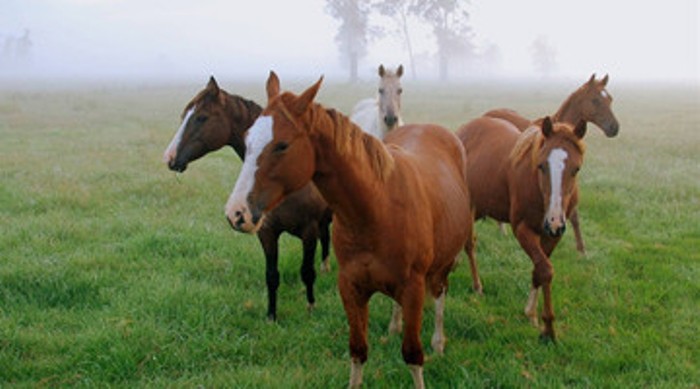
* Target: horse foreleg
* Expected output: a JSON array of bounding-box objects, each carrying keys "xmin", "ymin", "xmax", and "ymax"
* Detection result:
[
  {"xmin": 515, "ymin": 224, "xmax": 556, "ymax": 341},
  {"xmin": 464, "ymin": 231, "xmax": 483, "ymax": 294},
  {"xmin": 400, "ymin": 277, "xmax": 426, "ymax": 389},
  {"xmin": 258, "ymin": 230, "xmax": 280, "ymax": 321},
  {"xmin": 318, "ymin": 213, "xmax": 332, "ymax": 273},
  {"xmin": 339, "ymin": 275, "xmax": 369, "ymax": 388},
  {"xmin": 570, "ymin": 207, "xmax": 586, "ymax": 255},
  {"xmin": 301, "ymin": 232, "xmax": 318, "ymax": 313},
  {"xmin": 430, "ymin": 288, "xmax": 447, "ymax": 355}
]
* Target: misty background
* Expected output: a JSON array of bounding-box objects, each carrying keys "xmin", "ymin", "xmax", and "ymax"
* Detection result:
[{"xmin": 1, "ymin": 0, "xmax": 698, "ymax": 84}]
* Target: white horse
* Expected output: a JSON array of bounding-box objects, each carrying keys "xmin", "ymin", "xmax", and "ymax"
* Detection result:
[{"xmin": 351, "ymin": 64, "xmax": 404, "ymax": 140}]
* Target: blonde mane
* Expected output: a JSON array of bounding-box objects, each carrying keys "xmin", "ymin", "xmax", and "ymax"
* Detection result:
[
  {"xmin": 509, "ymin": 123, "xmax": 586, "ymax": 169},
  {"xmin": 280, "ymin": 93, "xmax": 395, "ymax": 182}
]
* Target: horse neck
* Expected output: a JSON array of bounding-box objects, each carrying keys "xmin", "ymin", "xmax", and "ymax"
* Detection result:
[
  {"xmin": 223, "ymin": 93, "xmax": 262, "ymax": 159},
  {"xmin": 552, "ymin": 89, "xmax": 585, "ymax": 125},
  {"xmin": 305, "ymin": 104, "xmax": 394, "ymax": 225}
]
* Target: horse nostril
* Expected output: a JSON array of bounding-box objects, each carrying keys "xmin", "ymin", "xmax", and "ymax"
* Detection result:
[{"xmin": 384, "ymin": 115, "xmax": 397, "ymax": 127}]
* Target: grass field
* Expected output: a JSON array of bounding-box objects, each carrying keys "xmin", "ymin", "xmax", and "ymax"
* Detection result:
[{"xmin": 1, "ymin": 77, "xmax": 698, "ymax": 388}]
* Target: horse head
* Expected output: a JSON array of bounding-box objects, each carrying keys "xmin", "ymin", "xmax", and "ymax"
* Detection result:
[
  {"xmin": 225, "ymin": 72, "xmax": 321, "ymax": 233},
  {"xmin": 577, "ymin": 74, "xmax": 619, "ymax": 137},
  {"xmin": 377, "ymin": 64, "xmax": 404, "ymax": 130},
  {"xmin": 163, "ymin": 76, "xmax": 252, "ymax": 172},
  {"xmin": 535, "ymin": 117, "xmax": 587, "ymax": 238}
]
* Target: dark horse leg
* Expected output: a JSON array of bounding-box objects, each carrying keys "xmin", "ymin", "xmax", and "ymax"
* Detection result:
[
  {"xmin": 514, "ymin": 223, "xmax": 557, "ymax": 342},
  {"xmin": 300, "ymin": 230, "xmax": 318, "ymax": 312},
  {"xmin": 257, "ymin": 228, "xmax": 281, "ymax": 321},
  {"xmin": 318, "ymin": 210, "xmax": 332, "ymax": 273},
  {"xmin": 570, "ymin": 207, "xmax": 586, "ymax": 255}
]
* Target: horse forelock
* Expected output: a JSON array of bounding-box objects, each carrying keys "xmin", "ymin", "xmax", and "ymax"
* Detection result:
[{"xmin": 510, "ymin": 125, "xmax": 585, "ymax": 170}]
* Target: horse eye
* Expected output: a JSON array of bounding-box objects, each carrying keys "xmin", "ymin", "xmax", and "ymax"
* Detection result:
[
  {"xmin": 572, "ymin": 167, "xmax": 581, "ymax": 176},
  {"xmin": 537, "ymin": 163, "xmax": 546, "ymax": 172},
  {"xmin": 273, "ymin": 142, "xmax": 288, "ymax": 153},
  {"xmin": 378, "ymin": 88, "xmax": 385, "ymax": 95},
  {"xmin": 196, "ymin": 115, "xmax": 208, "ymax": 124},
  {"xmin": 397, "ymin": 88, "xmax": 403, "ymax": 94}
]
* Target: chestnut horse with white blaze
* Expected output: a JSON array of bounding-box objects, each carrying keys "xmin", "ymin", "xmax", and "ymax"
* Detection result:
[
  {"xmin": 458, "ymin": 116, "xmax": 587, "ymax": 341},
  {"xmin": 484, "ymin": 74, "xmax": 618, "ymax": 255},
  {"xmin": 226, "ymin": 72, "xmax": 473, "ymax": 388},
  {"xmin": 163, "ymin": 76, "xmax": 332, "ymax": 321},
  {"xmin": 350, "ymin": 64, "xmax": 404, "ymax": 139}
]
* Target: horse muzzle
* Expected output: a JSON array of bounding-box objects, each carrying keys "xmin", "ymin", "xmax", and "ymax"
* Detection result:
[
  {"xmin": 384, "ymin": 114, "xmax": 399, "ymax": 129},
  {"xmin": 225, "ymin": 204, "xmax": 263, "ymax": 234},
  {"xmin": 544, "ymin": 216, "xmax": 566, "ymax": 238}
]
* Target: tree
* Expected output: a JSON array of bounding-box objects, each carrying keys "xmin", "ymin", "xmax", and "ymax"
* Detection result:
[
  {"xmin": 325, "ymin": 0, "xmax": 376, "ymax": 83},
  {"xmin": 410, "ymin": 0, "xmax": 475, "ymax": 81},
  {"xmin": 372, "ymin": 0, "xmax": 418, "ymax": 80},
  {"xmin": 531, "ymin": 35, "xmax": 558, "ymax": 78}
]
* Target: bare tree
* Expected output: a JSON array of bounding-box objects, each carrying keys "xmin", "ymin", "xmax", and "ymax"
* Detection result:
[
  {"xmin": 410, "ymin": 0, "xmax": 475, "ymax": 81},
  {"xmin": 531, "ymin": 35, "xmax": 558, "ymax": 78},
  {"xmin": 326, "ymin": 0, "xmax": 376, "ymax": 82},
  {"xmin": 372, "ymin": 0, "xmax": 418, "ymax": 80}
]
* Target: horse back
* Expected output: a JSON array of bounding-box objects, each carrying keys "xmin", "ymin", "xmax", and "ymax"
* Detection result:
[
  {"xmin": 456, "ymin": 117, "xmax": 520, "ymax": 222},
  {"xmin": 483, "ymin": 108, "xmax": 531, "ymax": 131}
]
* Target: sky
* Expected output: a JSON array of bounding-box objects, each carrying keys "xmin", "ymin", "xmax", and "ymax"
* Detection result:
[{"xmin": 1, "ymin": 0, "xmax": 698, "ymax": 83}]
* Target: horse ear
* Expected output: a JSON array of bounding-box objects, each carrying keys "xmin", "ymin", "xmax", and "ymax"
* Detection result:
[
  {"xmin": 266, "ymin": 71, "xmax": 280, "ymax": 102},
  {"xmin": 541, "ymin": 116, "xmax": 554, "ymax": 138},
  {"xmin": 207, "ymin": 76, "xmax": 220, "ymax": 93},
  {"xmin": 601, "ymin": 74, "xmax": 609, "ymax": 87},
  {"xmin": 574, "ymin": 119, "xmax": 587, "ymax": 139},
  {"xmin": 378, "ymin": 64, "xmax": 385, "ymax": 77},
  {"xmin": 396, "ymin": 64, "xmax": 404, "ymax": 78},
  {"xmin": 290, "ymin": 76, "xmax": 323, "ymax": 117},
  {"xmin": 587, "ymin": 73, "xmax": 596, "ymax": 86}
]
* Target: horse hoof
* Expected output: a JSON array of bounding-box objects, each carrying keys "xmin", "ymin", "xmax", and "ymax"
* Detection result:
[
  {"xmin": 319, "ymin": 259, "xmax": 331, "ymax": 273},
  {"xmin": 307, "ymin": 303, "xmax": 315, "ymax": 314},
  {"xmin": 539, "ymin": 332, "xmax": 557, "ymax": 344}
]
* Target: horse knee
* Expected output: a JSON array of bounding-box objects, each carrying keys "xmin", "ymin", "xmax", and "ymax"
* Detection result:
[{"xmin": 532, "ymin": 263, "xmax": 554, "ymax": 287}]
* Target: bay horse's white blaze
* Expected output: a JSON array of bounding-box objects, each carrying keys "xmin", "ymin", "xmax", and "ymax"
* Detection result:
[
  {"xmin": 546, "ymin": 148, "xmax": 568, "ymax": 231},
  {"xmin": 225, "ymin": 116, "xmax": 273, "ymax": 231},
  {"xmin": 163, "ymin": 107, "xmax": 195, "ymax": 165}
]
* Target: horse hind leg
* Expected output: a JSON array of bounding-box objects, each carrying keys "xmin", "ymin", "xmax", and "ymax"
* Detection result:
[
  {"xmin": 430, "ymin": 288, "xmax": 447, "ymax": 355},
  {"xmin": 524, "ymin": 287, "xmax": 539, "ymax": 327},
  {"xmin": 465, "ymin": 231, "xmax": 483, "ymax": 294},
  {"xmin": 388, "ymin": 301, "xmax": 403, "ymax": 335},
  {"xmin": 570, "ymin": 208, "xmax": 586, "ymax": 255}
]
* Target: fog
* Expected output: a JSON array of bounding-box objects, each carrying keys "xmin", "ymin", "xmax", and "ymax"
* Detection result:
[{"xmin": 1, "ymin": 0, "xmax": 698, "ymax": 84}]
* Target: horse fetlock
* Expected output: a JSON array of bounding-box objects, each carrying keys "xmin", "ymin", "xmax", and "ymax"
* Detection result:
[
  {"xmin": 349, "ymin": 358, "xmax": 364, "ymax": 388},
  {"xmin": 320, "ymin": 258, "xmax": 331, "ymax": 273},
  {"xmin": 408, "ymin": 364, "xmax": 425, "ymax": 389}
]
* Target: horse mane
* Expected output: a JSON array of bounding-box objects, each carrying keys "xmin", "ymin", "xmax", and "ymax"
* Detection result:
[
  {"xmin": 509, "ymin": 123, "xmax": 586, "ymax": 170},
  {"xmin": 280, "ymin": 92, "xmax": 394, "ymax": 182},
  {"xmin": 182, "ymin": 88, "xmax": 261, "ymax": 120}
]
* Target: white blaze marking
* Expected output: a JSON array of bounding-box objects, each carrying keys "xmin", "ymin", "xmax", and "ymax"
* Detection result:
[
  {"xmin": 546, "ymin": 148, "xmax": 568, "ymax": 222},
  {"xmin": 225, "ymin": 116, "xmax": 273, "ymax": 218},
  {"xmin": 163, "ymin": 107, "xmax": 195, "ymax": 164}
]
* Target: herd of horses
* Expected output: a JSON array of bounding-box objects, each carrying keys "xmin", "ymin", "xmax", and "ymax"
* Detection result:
[{"xmin": 163, "ymin": 67, "xmax": 618, "ymax": 388}]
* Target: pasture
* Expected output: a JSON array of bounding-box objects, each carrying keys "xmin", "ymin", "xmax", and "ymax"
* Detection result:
[{"xmin": 0, "ymin": 78, "xmax": 698, "ymax": 387}]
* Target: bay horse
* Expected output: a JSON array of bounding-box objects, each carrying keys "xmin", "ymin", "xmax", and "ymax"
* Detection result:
[
  {"xmin": 484, "ymin": 74, "xmax": 618, "ymax": 255},
  {"xmin": 457, "ymin": 116, "xmax": 587, "ymax": 341},
  {"xmin": 350, "ymin": 64, "xmax": 404, "ymax": 139},
  {"xmin": 163, "ymin": 76, "xmax": 333, "ymax": 321},
  {"xmin": 226, "ymin": 72, "xmax": 473, "ymax": 388}
]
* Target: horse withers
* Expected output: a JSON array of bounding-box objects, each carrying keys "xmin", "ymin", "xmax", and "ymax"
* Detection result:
[
  {"xmin": 458, "ymin": 116, "xmax": 587, "ymax": 341},
  {"xmin": 163, "ymin": 76, "xmax": 332, "ymax": 321},
  {"xmin": 484, "ymin": 74, "xmax": 619, "ymax": 254},
  {"xmin": 226, "ymin": 72, "xmax": 473, "ymax": 388}
]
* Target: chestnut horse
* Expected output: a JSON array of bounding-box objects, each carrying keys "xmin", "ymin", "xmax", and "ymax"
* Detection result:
[
  {"xmin": 458, "ymin": 116, "xmax": 587, "ymax": 341},
  {"xmin": 484, "ymin": 74, "xmax": 618, "ymax": 254},
  {"xmin": 226, "ymin": 72, "xmax": 472, "ymax": 388},
  {"xmin": 163, "ymin": 76, "xmax": 332, "ymax": 321},
  {"xmin": 350, "ymin": 64, "xmax": 404, "ymax": 139}
]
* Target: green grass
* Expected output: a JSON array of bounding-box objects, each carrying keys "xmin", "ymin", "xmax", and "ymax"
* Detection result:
[{"xmin": 1, "ymin": 79, "xmax": 698, "ymax": 387}]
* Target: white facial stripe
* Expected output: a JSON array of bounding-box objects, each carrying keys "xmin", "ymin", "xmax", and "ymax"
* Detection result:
[
  {"xmin": 225, "ymin": 116, "xmax": 273, "ymax": 216},
  {"xmin": 163, "ymin": 107, "xmax": 195, "ymax": 163},
  {"xmin": 547, "ymin": 148, "xmax": 568, "ymax": 218}
]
